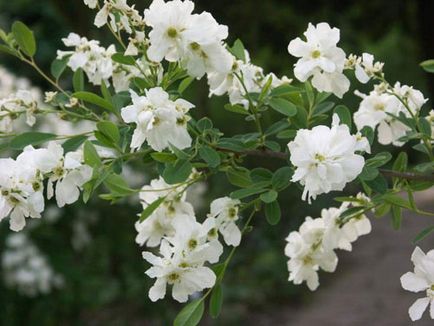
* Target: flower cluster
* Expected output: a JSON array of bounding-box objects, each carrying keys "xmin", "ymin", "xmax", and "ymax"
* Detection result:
[
  {"xmin": 285, "ymin": 194, "xmax": 371, "ymax": 290},
  {"xmin": 354, "ymin": 83, "xmax": 427, "ymax": 146},
  {"xmin": 144, "ymin": 0, "xmax": 232, "ymax": 79},
  {"xmin": 208, "ymin": 50, "xmax": 292, "ymax": 108},
  {"xmin": 400, "ymin": 247, "xmax": 434, "ymax": 321},
  {"xmin": 346, "ymin": 53, "xmax": 384, "ymax": 84},
  {"xmin": 121, "ymin": 87, "xmax": 194, "ymax": 151},
  {"xmin": 288, "ymin": 22, "xmax": 350, "ymax": 98},
  {"xmin": 0, "ymin": 142, "xmax": 92, "ymax": 232},
  {"xmin": 0, "ymin": 90, "xmax": 39, "ymax": 133},
  {"xmin": 93, "ymin": 0, "xmax": 145, "ymax": 33},
  {"xmin": 136, "ymin": 175, "xmax": 243, "ymax": 302},
  {"xmin": 288, "ymin": 115, "xmax": 369, "ymax": 202},
  {"xmin": 2, "ymin": 233, "xmax": 64, "ymax": 297}
]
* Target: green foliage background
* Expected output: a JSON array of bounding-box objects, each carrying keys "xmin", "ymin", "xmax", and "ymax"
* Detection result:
[{"xmin": 0, "ymin": 0, "xmax": 432, "ymax": 324}]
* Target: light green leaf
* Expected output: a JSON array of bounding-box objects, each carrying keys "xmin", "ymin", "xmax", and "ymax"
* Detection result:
[
  {"xmin": 420, "ymin": 59, "xmax": 434, "ymax": 73},
  {"xmin": 83, "ymin": 141, "xmax": 102, "ymax": 167},
  {"xmin": 12, "ymin": 21, "xmax": 36, "ymax": 57},
  {"xmin": 140, "ymin": 196, "xmax": 165, "ymax": 222},
  {"xmin": 73, "ymin": 68, "xmax": 84, "ymax": 92},
  {"xmin": 163, "ymin": 160, "xmax": 192, "ymax": 184},
  {"xmin": 73, "ymin": 91, "xmax": 116, "ymax": 113},
  {"xmin": 334, "ymin": 105, "xmax": 352, "ymax": 128},
  {"xmin": 174, "ymin": 299, "xmax": 205, "ymax": 326},
  {"xmin": 260, "ymin": 190, "xmax": 278, "ymax": 203},
  {"xmin": 199, "ymin": 146, "xmax": 221, "ymax": 168},
  {"xmin": 209, "ymin": 284, "xmax": 223, "ymax": 319}
]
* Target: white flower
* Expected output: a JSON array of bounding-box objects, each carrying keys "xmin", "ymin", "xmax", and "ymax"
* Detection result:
[
  {"xmin": 125, "ymin": 31, "xmax": 146, "ymax": 56},
  {"xmin": 206, "ymin": 197, "xmax": 242, "ymax": 246},
  {"xmin": 353, "ymin": 53, "xmax": 384, "ymax": 84},
  {"xmin": 285, "ymin": 195, "xmax": 371, "ymax": 291},
  {"xmin": 288, "ymin": 115, "xmax": 366, "ymax": 202},
  {"xmin": 354, "ymin": 84, "xmax": 426, "ymax": 146},
  {"xmin": 181, "ymin": 12, "xmax": 232, "ymax": 78},
  {"xmin": 83, "ymin": 0, "xmax": 97, "ymax": 8},
  {"xmin": 0, "ymin": 90, "xmax": 39, "ymax": 129},
  {"xmin": 288, "ymin": 22, "xmax": 350, "ymax": 98},
  {"xmin": 40, "ymin": 142, "xmax": 92, "ymax": 208},
  {"xmin": 94, "ymin": 0, "xmax": 144, "ymax": 33},
  {"xmin": 0, "ymin": 157, "xmax": 44, "ymax": 232},
  {"xmin": 57, "ymin": 33, "xmax": 116, "ymax": 86},
  {"xmin": 121, "ymin": 87, "xmax": 193, "ymax": 151},
  {"xmin": 142, "ymin": 238, "xmax": 217, "ymax": 302},
  {"xmin": 135, "ymin": 176, "xmax": 195, "ymax": 247},
  {"xmin": 145, "ymin": 0, "xmax": 195, "ymax": 63},
  {"xmin": 400, "ymin": 247, "xmax": 434, "ymax": 321}
]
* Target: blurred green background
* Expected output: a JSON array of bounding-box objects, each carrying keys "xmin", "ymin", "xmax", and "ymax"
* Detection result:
[{"xmin": 0, "ymin": 0, "xmax": 433, "ymax": 325}]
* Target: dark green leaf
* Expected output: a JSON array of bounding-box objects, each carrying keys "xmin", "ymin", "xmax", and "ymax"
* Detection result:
[
  {"xmin": 231, "ymin": 187, "xmax": 267, "ymax": 200},
  {"xmin": 271, "ymin": 167, "xmax": 292, "ymax": 191},
  {"xmin": 62, "ymin": 135, "xmax": 88, "ymax": 153},
  {"xmin": 226, "ymin": 168, "xmax": 252, "ymax": 188},
  {"xmin": 96, "ymin": 121, "xmax": 120, "ymax": 144},
  {"xmin": 276, "ymin": 129, "xmax": 297, "ymax": 140},
  {"xmin": 163, "ymin": 160, "xmax": 192, "ymax": 184},
  {"xmin": 224, "ymin": 103, "xmax": 249, "ymax": 115},
  {"xmin": 111, "ymin": 53, "xmax": 136, "ymax": 65},
  {"xmin": 151, "ymin": 152, "xmax": 177, "ymax": 163},
  {"xmin": 260, "ymin": 190, "xmax": 278, "ymax": 203},
  {"xmin": 10, "ymin": 132, "xmax": 56, "ymax": 150},
  {"xmin": 334, "ymin": 105, "xmax": 352, "ymax": 128},
  {"xmin": 365, "ymin": 174, "xmax": 388, "ymax": 194},
  {"xmin": 196, "ymin": 118, "xmax": 213, "ymax": 132},
  {"xmin": 199, "ymin": 146, "xmax": 221, "ymax": 168},
  {"xmin": 72, "ymin": 68, "xmax": 84, "ymax": 92},
  {"xmin": 269, "ymin": 98, "xmax": 297, "ymax": 117},
  {"xmin": 73, "ymin": 91, "xmax": 116, "ymax": 113},
  {"xmin": 366, "ymin": 152, "xmax": 392, "ymax": 168},
  {"xmin": 313, "ymin": 101, "xmax": 334, "ymax": 116},
  {"xmin": 413, "ymin": 226, "xmax": 434, "ymax": 243},
  {"xmin": 265, "ymin": 201, "xmax": 281, "ymax": 225}
]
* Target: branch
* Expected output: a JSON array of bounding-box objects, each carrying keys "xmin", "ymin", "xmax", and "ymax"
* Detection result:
[{"xmin": 378, "ymin": 169, "xmax": 434, "ymax": 182}]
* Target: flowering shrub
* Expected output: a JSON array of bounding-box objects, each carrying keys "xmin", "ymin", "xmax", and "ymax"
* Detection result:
[{"xmin": 0, "ymin": 0, "xmax": 434, "ymax": 324}]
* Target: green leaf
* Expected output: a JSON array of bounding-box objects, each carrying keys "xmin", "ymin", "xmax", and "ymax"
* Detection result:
[
  {"xmin": 230, "ymin": 39, "xmax": 246, "ymax": 62},
  {"xmin": 224, "ymin": 103, "xmax": 249, "ymax": 115},
  {"xmin": 12, "ymin": 21, "xmax": 36, "ymax": 56},
  {"xmin": 209, "ymin": 285, "xmax": 223, "ymax": 319},
  {"xmin": 269, "ymin": 84, "xmax": 300, "ymax": 97},
  {"xmin": 111, "ymin": 53, "xmax": 136, "ymax": 65},
  {"xmin": 413, "ymin": 226, "xmax": 434, "ymax": 243},
  {"xmin": 83, "ymin": 141, "xmax": 102, "ymax": 167},
  {"xmin": 62, "ymin": 135, "xmax": 88, "ymax": 153},
  {"xmin": 375, "ymin": 203, "xmax": 391, "ymax": 217},
  {"xmin": 174, "ymin": 299, "xmax": 205, "ymax": 326},
  {"xmin": 268, "ymin": 98, "xmax": 297, "ymax": 117},
  {"xmin": 178, "ymin": 76, "xmax": 194, "ymax": 94},
  {"xmin": 103, "ymin": 173, "xmax": 135, "ymax": 196},
  {"xmin": 231, "ymin": 186, "xmax": 267, "ymax": 200},
  {"xmin": 226, "ymin": 168, "xmax": 252, "ymax": 188},
  {"xmin": 73, "ymin": 91, "xmax": 116, "ymax": 113},
  {"xmin": 366, "ymin": 152, "xmax": 392, "ymax": 168},
  {"xmin": 420, "ymin": 59, "xmax": 434, "ymax": 73},
  {"xmin": 334, "ymin": 105, "xmax": 352, "ymax": 128},
  {"xmin": 419, "ymin": 117, "xmax": 432, "ymax": 137},
  {"xmin": 151, "ymin": 152, "xmax": 177, "ymax": 163},
  {"xmin": 196, "ymin": 118, "xmax": 213, "ymax": 132},
  {"xmin": 391, "ymin": 205, "xmax": 402, "ymax": 230},
  {"xmin": 163, "ymin": 160, "xmax": 192, "ymax": 184},
  {"xmin": 359, "ymin": 166, "xmax": 379, "ymax": 181},
  {"xmin": 365, "ymin": 174, "xmax": 388, "ymax": 194},
  {"xmin": 73, "ymin": 68, "xmax": 84, "ymax": 92},
  {"xmin": 10, "ymin": 132, "xmax": 56, "ymax": 150},
  {"xmin": 250, "ymin": 168, "xmax": 273, "ymax": 183},
  {"xmin": 271, "ymin": 167, "xmax": 292, "ymax": 191},
  {"xmin": 260, "ymin": 190, "xmax": 278, "ymax": 203},
  {"xmin": 265, "ymin": 201, "xmax": 281, "ymax": 225},
  {"xmin": 0, "ymin": 44, "xmax": 19, "ymax": 57},
  {"xmin": 199, "ymin": 146, "xmax": 221, "ymax": 168},
  {"xmin": 340, "ymin": 206, "xmax": 366, "ymax": 220},
  {"xmin": 51, "ymin": 57, "xmax": 69, "ymax": 80},
  {"xmin": 305, "ymin": 82, "xmax": 314, "ymax": 108},
  {"xmin": 382, "ymin": 193, "xmax": 412, "ymax": 210},
  {"xmin": 276, "ymin": 129, "xmax": 297, "ymax": 140},
  {"xmin": 140, "ymin": 196, "xmax": 165, "ymax": 222},
  {"xmin": 361, "ymin": 126, "xmax": 374, "ymax": 145},
  {"xmin": 313, "ymin": 101, "xmax": 334, "ymax": 116},
  {"xmin": 392, "ymin": 152, "xmax": 408, "ymax": 172},
  {"xmin": 96, "ymin": 121, "xmax": 120, "ymax": 144}
]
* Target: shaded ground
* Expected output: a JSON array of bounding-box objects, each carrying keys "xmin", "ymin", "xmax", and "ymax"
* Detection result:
[{"xmin": 247, "ymin": 190, "xmax": 434, "ymax": 326}]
